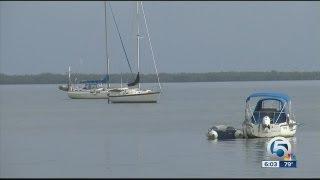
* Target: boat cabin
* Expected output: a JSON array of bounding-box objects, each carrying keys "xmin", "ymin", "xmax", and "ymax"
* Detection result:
[{"xmin": 83, "ymin": 82, "xmax": 102, "ymax": 90}]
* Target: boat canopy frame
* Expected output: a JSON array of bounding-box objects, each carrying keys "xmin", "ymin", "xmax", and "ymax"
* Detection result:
[{"xmin": 245, "ymin": 92, "xmax": 293, "ymax": 124}]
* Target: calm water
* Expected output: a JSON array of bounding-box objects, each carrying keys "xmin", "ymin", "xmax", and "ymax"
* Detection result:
[{"xmin": 0, "ymin": 81, "xmax": 319, "ymax": 178}]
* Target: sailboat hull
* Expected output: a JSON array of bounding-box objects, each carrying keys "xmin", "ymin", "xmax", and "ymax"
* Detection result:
[
  {"xmin": 67, "ymin": 90, "xmax": 109, "ymax": 99},
  {"xmin": 109, "ymin": 92, "xmax": 160, "ymax": 103}
]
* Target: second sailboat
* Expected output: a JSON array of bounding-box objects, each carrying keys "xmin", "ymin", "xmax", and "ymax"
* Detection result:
[{"xmin": 108, "ymin": 1, "xmax": 162, "ymax": 103}]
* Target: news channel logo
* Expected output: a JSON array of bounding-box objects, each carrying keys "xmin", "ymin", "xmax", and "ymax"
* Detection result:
[
  {"xmin": 262, "ymin": 136, "xmax": 297, "ymax": 168},
  {"xmin": 266, "ymin": 136, "xmax": 296, "ymax": 160}
]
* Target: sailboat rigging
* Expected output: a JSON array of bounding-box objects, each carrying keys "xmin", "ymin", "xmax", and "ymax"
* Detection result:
[
  {"xmin": 59, "ymin": 1, "xmax": 161, "ymax": 102},
  {"xmin": 65, "ymin": 1, "xmax": 111, "ymax": 99},
  {"xmin": 108, "ymin": 1, "xmax": 162, "ymax": 103},
  {"xmin": 108, "ymin": 2, "xmax": 134, "ymax": 75}
]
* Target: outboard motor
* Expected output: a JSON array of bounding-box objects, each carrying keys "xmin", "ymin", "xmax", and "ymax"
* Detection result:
[{"xmin": 207, "ymin": 125, "xmax": 243, "ymax": 140}]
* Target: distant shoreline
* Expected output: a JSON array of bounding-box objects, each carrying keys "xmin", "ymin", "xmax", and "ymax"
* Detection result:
[{"xmin": 1, "ymin": 71, "xmax": 320, "ymax": 84}]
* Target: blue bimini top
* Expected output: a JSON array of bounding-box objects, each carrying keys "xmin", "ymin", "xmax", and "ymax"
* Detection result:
[
  {"xmin": 246, "ymin": 92, "xmax": 291, "ymax": 103},
  {"xmin": 80, "ymin": 74, "xmax": 109, "ymax": 84}
]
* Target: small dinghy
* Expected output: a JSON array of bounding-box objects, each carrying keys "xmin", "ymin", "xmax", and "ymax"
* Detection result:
[
  {"xmin": 58, "ymin": 84, "xmax": 69, "ymax": 91},
  {"xmin": 207, "ymin": 125, "xmax": 244, "ymax": 140}
]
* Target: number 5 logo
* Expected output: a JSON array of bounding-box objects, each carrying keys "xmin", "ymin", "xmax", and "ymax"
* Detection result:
[{"xmin": 267, "ymin": 137, "xmax": 292, "ymax": 158}]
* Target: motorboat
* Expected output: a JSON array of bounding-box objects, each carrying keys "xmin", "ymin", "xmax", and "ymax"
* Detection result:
[{"xmin": 242, "ymin": 92, "xmax": 298, "ymax": 138}]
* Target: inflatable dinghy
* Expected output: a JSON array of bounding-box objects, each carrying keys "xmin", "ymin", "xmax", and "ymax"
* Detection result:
[{"xmin": 207, "ymin": 125, "xmax": 244, "ymax": 140}]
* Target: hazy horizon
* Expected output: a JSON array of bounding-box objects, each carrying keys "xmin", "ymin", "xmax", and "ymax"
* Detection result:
[
  {"xmin": 1, "ymin": 1, "xmax": 319, "ymax": 75},
  {"xmin": 2, "ymin": 70, "xmax": 320, "ymax": 76}
]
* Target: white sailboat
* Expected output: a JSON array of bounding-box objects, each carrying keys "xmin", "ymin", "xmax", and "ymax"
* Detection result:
[
  {"xmin": 67, "ymin": 1, "xmax": 111, "ymax": 99},
  {"xmin": 108, "ymin": 1, "xmax": 162, "ymax": 103}
]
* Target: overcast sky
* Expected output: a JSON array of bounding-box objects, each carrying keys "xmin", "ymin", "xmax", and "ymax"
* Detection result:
[{"xmin": 1, "ymin": 1, "xmax": 319, "ymax": 75}]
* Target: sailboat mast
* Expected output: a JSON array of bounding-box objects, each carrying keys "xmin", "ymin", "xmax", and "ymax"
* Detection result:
[
  {"xmin": 68, "ymin": 65, "xmax": 71, "ymax": 90},
  {"xmin": 120, "ymin": 73, "xmax": 123, "ymax": 88},
  {"xmin": 136, "ymin": 1, "xmax": 140, "ymax": 89},
  {"xmin": 140, "ymin": 1, "xmax": 162, "ymax": 92},
  {"xmin": 104, "ymin": 1, "xmax": 110, "ymax": 89}
]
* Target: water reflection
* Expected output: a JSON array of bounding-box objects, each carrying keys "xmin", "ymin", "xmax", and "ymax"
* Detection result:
[
  {"xmin": 208, "ymin": 136, "xmax": 298, "ymax": 167},
  {"xmin": 244, "ymin": 138, "xmax": 269, "ymax": 164}
]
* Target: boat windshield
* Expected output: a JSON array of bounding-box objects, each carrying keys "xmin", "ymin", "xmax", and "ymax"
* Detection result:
[
  {"xmin": 255, "ymin": 99, "xmax": 282, "ymax": 111},
  {"xmin": 251, "ymin": 98, "xmax": 287, "ymax": 124}
]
